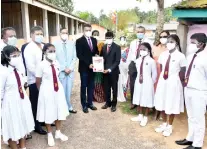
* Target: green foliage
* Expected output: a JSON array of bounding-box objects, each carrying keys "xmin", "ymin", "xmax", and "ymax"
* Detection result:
[
  {"xmin": 99, "ymin": 14, "xmax": 115, "ymax": 31},
  {"xmin": 75, "ymin": 11, "xmax": 99, "ymax": 24},
  {"xmin": 44, "ymin": 0, "xmax": 74, "ymax": 12}
]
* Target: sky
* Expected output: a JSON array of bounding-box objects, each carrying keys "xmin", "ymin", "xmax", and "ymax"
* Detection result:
[{"xmin": 73, "ymin": 0, "xmax": 182, "ymax": 17}]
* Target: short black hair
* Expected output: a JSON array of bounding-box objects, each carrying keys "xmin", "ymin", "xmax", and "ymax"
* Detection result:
[
  {"xmin": 137, "ymin": 26, "xmax": 145, "ymax": 31},
  {"xmin": 1, "ymin": 45, "xmax": 19, "ymax": 67},
  {"xmin": 60, "ymin": 28, "xmax": 68, "ymax": 33},
  {"xmin": 92, "ymin": 30, "xmax": 99, "ymax": 36},
  {"xmin": 30, "ymin": 26, "xmax": 44, "ymax": 34},
  {"xmin": 105, "ymin": 31, "xmax": 114, "ymax": 38},
  {"xmin": 1, "ymin": 27, "xmax": 15, "ymax": 38},
  {"xmin": 190, "ymin": 33, "xmax": 207, "ymax": 44},
  {"xmin": 83, "ymin": 24, "xmax": 92, "ymax": 28}
]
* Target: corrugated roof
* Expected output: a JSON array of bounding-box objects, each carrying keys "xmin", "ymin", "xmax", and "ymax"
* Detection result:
[{"xmin": 175, "ymin": 0, "xmax": 207, "ymax": 9}]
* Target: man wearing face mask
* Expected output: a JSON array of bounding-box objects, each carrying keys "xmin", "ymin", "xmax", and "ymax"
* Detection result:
[
  {"xmin": 127, "ymin": 26, "xmax": 152, "ymax": 110},
  {"xmin": 24, "ymin": 26, "xmax": 47, "ymax": 135},
  {"xmin": 176, "ymin": 33, "xmax": 207, "ymax": 149},
  {"xmin": 1, "ymin": 27, "xmax": 18, "ymax": 51},
  {"xmin": 76, "ymin": 24, "xmax": 98, "ymax": 113},
  {"xmin": 101, "ymin": 31, "xmax": 121, "ymax": 112},
  {"xmin": 53, "ymin": 28, "xmax": 77, "ymax": 114}
]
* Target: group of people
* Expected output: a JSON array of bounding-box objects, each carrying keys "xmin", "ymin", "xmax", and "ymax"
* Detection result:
[{"xmin": 0, "ymin": 23, "xmax": 206, "ymax": 149}]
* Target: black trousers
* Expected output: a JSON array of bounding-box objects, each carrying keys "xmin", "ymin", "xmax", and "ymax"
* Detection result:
[
  {"xmin": 103, "ymin": 73, "xmax": 119, "ymax": 107},
  {"xmin": 29, "ymin": 83, "xmax": 42, "ymax": 130},
  {"xmin": 129, "ymin": 72, "xmax": 137, "ymax": 103}
]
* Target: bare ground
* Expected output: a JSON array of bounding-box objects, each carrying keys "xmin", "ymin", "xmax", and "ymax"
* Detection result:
[{"xmin": 2, "ymin": 69, "xmax": 207, "ymax": 149}]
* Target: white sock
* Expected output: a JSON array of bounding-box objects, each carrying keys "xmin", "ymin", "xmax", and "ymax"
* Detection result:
[
  {"xmin": 56, "ymin": 130, "xmax": 60, "ymax": 134},
  {"xmin": 163, "ymin": 122, "xmax": 167, "ymax": 126},
  {"xmin": 48, "ymin": 132, "xmax": 52, "ymax": 137}
]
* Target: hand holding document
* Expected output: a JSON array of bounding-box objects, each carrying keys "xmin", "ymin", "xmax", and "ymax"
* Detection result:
[{"xmin": 92, "ymin": 56, "xmax": 104, "ymax": 72}]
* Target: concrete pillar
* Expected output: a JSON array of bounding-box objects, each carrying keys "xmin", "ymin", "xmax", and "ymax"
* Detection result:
[
  {"xmin": 65, "ymin": 17, "xmax": 68, "ymax": 29},
  {"xmin": 21, "ymin": 2, "xmax": 30, "ymax": 42},
  {"xmin": 176, "ymin": 24, "xmax": 188, "ymax": 55},
  {"xmin": 80, "ymin": 23, "xmax": 83, "ymax": 33},
  {"xmin": 56, "ymin": 13, "xmax": 60, "ymax": 35},
  {"xmin": 43, "ymin": 10, "xmax": 49, "ymax": 42},
  {"xmin": 76, "ymin": 20, "xmax": 79, "ymax": 34},
  {"xmin": 71, "ymin": 19, "xmax": 74, "ymax": 35}
]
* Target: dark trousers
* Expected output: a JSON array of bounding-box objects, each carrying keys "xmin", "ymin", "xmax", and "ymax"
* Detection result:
[
  {"xmin": 129, "ymin": 72, "xmax": 137, "ymax": 103},
  {"xmin": 103, "ymin": 73, "xmax": 119, "ymax": 107},
  {"xmin": 80, "ymin": 72, "xmax": 95, "ymax": 109},
  {"xmin": 29, "ymin": 83, "xmax": 42, "ymax": 130}
]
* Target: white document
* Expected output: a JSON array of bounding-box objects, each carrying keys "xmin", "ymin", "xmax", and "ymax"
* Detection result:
[{"xmin": 92, "ymin": 56, "xmax": 104, "ymax": 72}]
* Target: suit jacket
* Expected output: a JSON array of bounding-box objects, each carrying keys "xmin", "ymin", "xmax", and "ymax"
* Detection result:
[
  {"xmin": 53, "ymin": 39, "xmax": 77, "ymax": 79},
  {"xmin": 76, "ymin": 36, "xmax": 98, "ymax": 72},
  {"xmin": 101, "ymin": 42, "xmax": 121, "ymax": 74}
]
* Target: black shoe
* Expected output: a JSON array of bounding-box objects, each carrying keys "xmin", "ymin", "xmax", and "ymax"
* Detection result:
[
  {"xmin": 89, "ymin": 105, "xmax": 97, "ymax": 110},
  {"xmin": 130, "ymin": 105, "xmax": 137, "ymax": 110},
  {"xmin": 34, "ymin": 129, "xmax": 47, "ymax": 135},
  {"xmin": 26, "ymin": 134, "xmax": 32, "ymax": 140},
  {"xmin": 111, "ymin": 106, "xmax": 116, "ymax": 112},
  {"xmin": 101, "ymin": 104, "xmax": 111, "ymax": 109},
  {"xmin": 69, "ymin": 110, "xmax": 77, "ymax": 114},
  {"xmin": 83, "ymin": 108, "xmax": 89, "ymax": 113},
  {"xmin": 183, "ymin": 145, "xmax": 201, "ymax": 149},
  {"xmin": 41, "ymin": 123, "xmax": 55, "ymax": 127},
  {"xmin": 175, "ymin": 139, "xmax": 193, "ymax": 146}
]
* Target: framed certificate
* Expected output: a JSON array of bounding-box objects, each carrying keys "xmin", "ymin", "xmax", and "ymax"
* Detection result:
[{"xmin": 92, "ymin": 56, "xmax": 104, "ymax": 72}]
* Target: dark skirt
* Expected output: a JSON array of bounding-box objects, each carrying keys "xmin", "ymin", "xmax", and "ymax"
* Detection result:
[{"xmin": 93, "ymin": 72, "xmax": 105, "ymax": 103}]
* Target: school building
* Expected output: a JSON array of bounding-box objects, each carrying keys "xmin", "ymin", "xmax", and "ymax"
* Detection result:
[{"xmin": 1, "ymin": 0, "xmax": 89, "ymax": 48}]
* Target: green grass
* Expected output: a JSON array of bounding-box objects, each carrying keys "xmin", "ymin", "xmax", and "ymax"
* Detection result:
[{"xmin": 118, "ymin": 100, "xmax": 137, "ymax": 115}]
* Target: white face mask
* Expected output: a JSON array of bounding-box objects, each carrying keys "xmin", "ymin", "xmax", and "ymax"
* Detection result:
[
  {"xmin": 47, "ymin": 53, "xmax": 56, "ymax": 61},
  {"xmin": 106, "ymin": 39, "xmax": 113, "ymax": 45},
  {"xmin": 10, "ymin": 57, "xmax": 21, "ymax": 67},
  {"xmin": 187, "ymin": 43, "xmax": 198, "ymax": 55},
  {"xmin": 140, "ymin": 50, "xmax": 148, "ymax": 57},
  {"xmin": 85, "ymin": 31, "xmax": 92, "ymax": 37},
  {"xmin": 160, "ymin": 38, "xmax": 167, "ymax": 45},
  {"xmin": 7, "ymin": 37, "xmax": 17, "ymax": 46},
  {"xmin": 61, "ymin": 34, "xmax": 68, "ymax": 41},
  {"xmin": 93, "ymin": 36, "xmax": 99, "ymax": 40},
  {"xmin": 166, "ymin": 43, "xmax": 176, "ymax": 50},
  {"xmin": 34, "ymin": 35, "xmax": 44, "ymax": 44}
]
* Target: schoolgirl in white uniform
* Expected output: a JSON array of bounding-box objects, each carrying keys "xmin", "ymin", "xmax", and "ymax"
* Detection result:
[
  {"xmin": 36, "ymin": 43, "xmax": 69, "ymax": 147},
  {"xmin": 131, "ymin": 42, "xmax": 157, "ymax": 127},
  {"xmin": 154, "ymin": 34, "xmax": 186, "ymax": 137},
  {"xmin": 1, "ymin": 46, "xmax": 34, "ymax": 149}
]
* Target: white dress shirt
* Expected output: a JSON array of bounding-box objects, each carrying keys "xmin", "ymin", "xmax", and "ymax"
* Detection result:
[
  {"xmin": 24, "ymin": 41, "xmax": 43, "ymax": 85},
  {"xmin": 186, "ymin": 48, "xmax": 207, "ymax": 91}
]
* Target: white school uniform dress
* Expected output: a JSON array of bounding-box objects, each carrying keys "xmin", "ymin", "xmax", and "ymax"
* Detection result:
[
  {"xmin": 154, "ymin": 49, "xmax": 186, "ymax": 114},
  {"xmin": 185, "ymin": 48, "xmax": 207, "ymax": 148},
  {"xmin": 36, "ymin": 60, "xmax": 69, "ymax": 124},
  {"xmin": 0, "ymin": 65, "xmax": 34, "ymax": 142},
  {"xmin": 133, "ymin": 55, "xmax": 157, "ymax": 108}
]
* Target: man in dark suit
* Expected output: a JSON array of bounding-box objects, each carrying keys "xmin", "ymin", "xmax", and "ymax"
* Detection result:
[
  {"xmin": 76, "ymin": 24, "xmax": 98, "ymax": 113},
  {"xmin": 101, "ymin": 31, "xmax": 121, "ymax": 112}
]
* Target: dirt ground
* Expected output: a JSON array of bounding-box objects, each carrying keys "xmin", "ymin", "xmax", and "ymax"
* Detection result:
[{"xmin": 1, "ymin": 68, "xmax": 207, "ymax": 149}]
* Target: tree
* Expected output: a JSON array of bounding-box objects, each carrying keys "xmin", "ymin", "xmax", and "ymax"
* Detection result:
[
  {"xmin": 99, "ymin": 14, "xmax": 115, "ymax": 31},
  {"xmin": 44, "ymin": 0, "xmax": 74, "ymax": 12},
  {"xmin": 75, "ymin": 11, "xmax": 99, "ymax": 24}
]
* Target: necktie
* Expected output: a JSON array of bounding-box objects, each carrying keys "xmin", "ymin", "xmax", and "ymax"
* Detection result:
[
  {"xmin": 184, "ymin": 49, "xmax": 202, "ymax": 87},
  {"xmin": 88, "ymin": 38, "xmax": 93, "ymax": 51},
  {"xmin": 51, "ymin": 64, "xmax": 59, "ymax": 92},
  {"xmin": 139, "ymin": 56, "xmax": 146, "ymax": 84},
  {"xmin": 14, "ymin": 69, "xmax": 24, "ymax": 99},
  {"xmin": 163, "ymin": 54, "xmax": 171, "ymax": 80},
  {"xmin": 136, "ymin": 40, "xmax": 142, "ymax": 58},
  {"xmin": 107, "ymin": 45, "xmax": 110, "ymax": 53}
]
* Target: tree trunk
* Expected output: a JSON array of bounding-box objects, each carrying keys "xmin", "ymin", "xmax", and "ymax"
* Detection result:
[{"xmin": 154, "ymin": 0, "xmax": 164, "ymax": 45}]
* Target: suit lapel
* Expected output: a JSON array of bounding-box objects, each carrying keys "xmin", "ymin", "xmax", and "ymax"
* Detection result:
[
  {"xmin": 107, "ymin": 42, "xmax": 114, "ymax": 55},
  {"xmin": 82, "ymin": 36, "xmax": 92, "ymax": 52}
]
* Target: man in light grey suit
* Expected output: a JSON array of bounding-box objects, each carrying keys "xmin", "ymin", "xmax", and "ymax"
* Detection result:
[{"xmin": 54, "ymin": 28, "xmax": 77, "ymax": 113}]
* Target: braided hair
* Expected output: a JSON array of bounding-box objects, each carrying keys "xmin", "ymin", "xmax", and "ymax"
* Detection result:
[
  {"xmin": 1, "ymin": 45, "xmax": 19, "ymax": 67},
  {"xmin": 42, "ymin": 43, "xmax": 55, "ymax": 61}
]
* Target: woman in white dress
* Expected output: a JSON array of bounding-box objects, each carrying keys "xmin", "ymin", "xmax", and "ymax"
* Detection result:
[
  {"xmin": 131, "ymin": 42, "xmax": 157, "ymax": 127},
  {"xmin": 154, "ymin": 34, "xmax": 186, "ymax": 137},
  {"xmin": 1, "ymin": 46, "xmax": 34, "ymax": 149},
  {"xmin": 36, "ymin": 43, "xmax": 69, "ymax": 147},
  {"xmin": 118, "ymin": 37, "xmax": 129, "ymax": 102}
]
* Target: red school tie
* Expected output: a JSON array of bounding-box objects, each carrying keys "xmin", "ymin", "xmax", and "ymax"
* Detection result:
[
  {"xmin": 136, "ymin": 40, "xmax": 142, "ymax": 58},
  {"xmin": 51, "ymin": 64, "xmax": 59, "ymax": 92},
  {"xmin": 163, "ymin": 54, "xmax": 171, "ymax": 80},
  {"xmin": 184, "ymin": 49, "xmax": 202, "ymax": 87},
  {"xmin": 139, "ymin": 56, "xmax": 146, "ymax": 84},
  {"xmin": 14, "ymin": 69, "xmax": 24, "ymax": 99},
  {"xmin": 88, "ymin": 37, "xmax": 93, "ymax": 51}
]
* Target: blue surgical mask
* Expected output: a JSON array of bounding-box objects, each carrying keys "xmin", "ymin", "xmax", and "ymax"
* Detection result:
[
  {"xmin": 137, "ymin": 33, "xmax": 144, "ymax": 39},
  {"xmin": 34, "ymin": 35, "xmax": 44, "ymax": 44}
]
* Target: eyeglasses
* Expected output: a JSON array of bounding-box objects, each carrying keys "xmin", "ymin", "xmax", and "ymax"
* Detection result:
[{"xmin": 160, "ymin": 36, "xmax": 168, "ymax": 38}]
